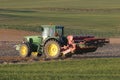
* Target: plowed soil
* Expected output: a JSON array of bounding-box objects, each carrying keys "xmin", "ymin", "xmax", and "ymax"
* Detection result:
[
  {"xmin": 0, "ymin": 29, "xmax": 40, "ymax": 41},
  {"xmin": 0, "ymin": 29, "xmax": 120, "ymax": 64}
]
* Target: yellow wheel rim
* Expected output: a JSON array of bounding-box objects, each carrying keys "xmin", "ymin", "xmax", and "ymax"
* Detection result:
[
  {"xmin": 20, "ymin": 45, "xmax": 28, "ymax": 57},
  {"xmin": 48, "ymin": 44, "xmax": 58, "ymax": 57}
]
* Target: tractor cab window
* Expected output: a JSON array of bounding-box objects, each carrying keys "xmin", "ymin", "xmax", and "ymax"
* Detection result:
[
  {"xmin": 42, "ymin": 27, "xmax": 55, "ymax": 39},
  {"xmin": 42, "ymin": 27, "xmax": 49, "ymax": 40},
  {"xmin": 49, "ymin": 28, "xmax": 55, "ymax": 37},
  {"xmin": 56, "ymin": 27, "xmax": 64, "ymax": 36}
]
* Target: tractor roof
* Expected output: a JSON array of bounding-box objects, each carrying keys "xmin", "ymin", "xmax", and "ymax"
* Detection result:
[{"xmin": 41, "ymin": 25, "xmax": 64, "ymax": 28}]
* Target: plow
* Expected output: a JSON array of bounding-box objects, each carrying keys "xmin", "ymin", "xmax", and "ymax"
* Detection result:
[{"xmin": 15, "ymin": 25, "xmax": 109, "ymax": 59}]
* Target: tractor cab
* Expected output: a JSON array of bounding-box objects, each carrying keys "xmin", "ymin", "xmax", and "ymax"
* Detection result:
[{"xmin": 41, "ymin": 25, "xmax": 64, "ymax": 40}]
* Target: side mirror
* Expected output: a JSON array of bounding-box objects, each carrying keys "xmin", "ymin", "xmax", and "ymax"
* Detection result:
[{"xmin": 41, "ymin": 27, "xmax": 44, "ymax": 32}]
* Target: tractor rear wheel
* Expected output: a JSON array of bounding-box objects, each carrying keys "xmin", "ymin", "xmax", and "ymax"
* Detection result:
[
  {"xmin": 19, "ymin": 43, "xmax": 31, "ymax": 57},
  {"xmin": 44, "ymin": 40, "xmax": 60, "ymax": 59}
]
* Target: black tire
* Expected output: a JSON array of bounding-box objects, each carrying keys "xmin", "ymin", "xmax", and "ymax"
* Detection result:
[
  {"xmin": 44, "ymin": 40, "xmax": 60, "ymax": 59},
  {"xmin": 19, "ymin": 43, "xmax": 31, "ymax": 57}
]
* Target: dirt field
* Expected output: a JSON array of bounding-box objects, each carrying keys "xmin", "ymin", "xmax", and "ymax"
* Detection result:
[
  {"xmin": 0, "ymin": 29, "xmax": 120, "ymax": 64},
  {"xmin": 0, "ymin": 29, "xmax": 40, "ymax": 41}
]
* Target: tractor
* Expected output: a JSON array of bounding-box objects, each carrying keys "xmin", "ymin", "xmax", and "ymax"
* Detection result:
[{"xmin": 16, "ymin": 25, "xmax": 109, "ymax": 59}]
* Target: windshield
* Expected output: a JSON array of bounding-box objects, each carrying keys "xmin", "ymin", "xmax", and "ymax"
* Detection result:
[
  {"xmin": 42, "ymin": 27, "xmax": 55, "ymax": 39},
  {"xmin": 41, "ymin": 26, "xmax": 63, "ymax": 39},
  {"xmin": 42, "ymin": 27, "xmax": 49, "ymax": 40}
]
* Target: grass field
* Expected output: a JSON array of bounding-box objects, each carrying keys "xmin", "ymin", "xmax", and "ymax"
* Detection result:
[
  {"xmin": 0, "ymin": 0, "xmax": 120, "ymax": 37},
  {"xmin": 0, "ymin": 1, "xmax": 120, "ymax": 80},
  {"xmin": 0, "ymin": 58, "xmax": 120, "ymax": 80}
]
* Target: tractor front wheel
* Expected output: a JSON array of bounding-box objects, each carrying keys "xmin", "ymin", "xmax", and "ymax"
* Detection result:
[
  {"xmin": 44, "ymin": 40, "xmax": 60, "ymax": 59},
  {"xmin": 19, "ymin": 43, "xmax": 31, "ymax": 57}
]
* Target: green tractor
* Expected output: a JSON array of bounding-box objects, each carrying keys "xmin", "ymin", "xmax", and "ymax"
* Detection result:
[
  {"xmin": 16, "ymin": 25, "xmax": 109, "ymax": 59},
  {"xmin": 18, "ymin": 25, "xmax": 65, "ymax": 59}
]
